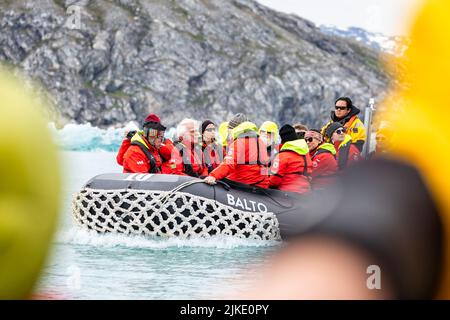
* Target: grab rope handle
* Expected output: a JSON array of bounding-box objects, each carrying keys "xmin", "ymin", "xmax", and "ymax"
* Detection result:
[
  {"xmin": 111, "ymin": 180, "xmax": 203, "ymax": 220},
  {"xmin": 160, "ymin": 180, "xmax": 205, "ymax": 206},
  {"xmin": 120, "ymin": 179, "xmax": 222, "ymax": 219},
  {"xmin": 216, "ymin": 180, "xmax": 231, "ymax": 191}
]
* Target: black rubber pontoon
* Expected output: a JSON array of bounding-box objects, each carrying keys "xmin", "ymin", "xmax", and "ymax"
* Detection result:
[{"xmin": 72, "ymin": 173, "xmax": 313, "ymax": 240}]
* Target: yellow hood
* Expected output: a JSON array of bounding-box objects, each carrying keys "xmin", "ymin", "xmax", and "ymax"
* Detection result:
[{"xmin": 281, "ymin": 139, "xmax": 309, "ymax": 155}]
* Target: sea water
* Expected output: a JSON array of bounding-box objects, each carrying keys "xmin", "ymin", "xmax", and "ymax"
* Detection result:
[{"xmin": 36, "ymin": 134, "xmax": 280, "ymax": 299}]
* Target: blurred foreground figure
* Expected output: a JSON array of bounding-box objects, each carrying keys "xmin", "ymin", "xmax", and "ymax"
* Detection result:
[
  {"xmin": 0, "ymin": 72, "xmax": 61, "ymax": 299},
  {"xmin": 243, "ymin": 0, "xmax": 450, "ymax": 299},
  {"xmin": 245, "ymin": 160, "xmax": 442, "ymax": 299}
]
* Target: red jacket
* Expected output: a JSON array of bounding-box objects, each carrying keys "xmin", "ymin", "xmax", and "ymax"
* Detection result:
[
  {"xmin": 335, "ymin": 135, "xmax": 362, "ymax": 170},
  {"xmin": 269, "ymin": 140, "xmax": 312, "ymax": 193},
  {"xmin": 310, "ymin": 143, "xmax": 338, "ymax": 189},
  {"xmin": 159, "ymin": 139, "xmax": 180, "ymax": 174},
  {"xmin": 163, "ymin": 141, "xmax": 206, "ymax": 177},
  {"xmin": 202, "ymin": 142, "xmax": 223, "ymax": 175},
  {"xmin": 116, "ymin": 139, "xmax": 130, "ymax": 167},
  {"xmin": 209, "ymin": 128, "xmax": 269, "ymax": 188},
  {"xmin": 120, "ymin": 134, "xmax": 162, "ymax": 173}
]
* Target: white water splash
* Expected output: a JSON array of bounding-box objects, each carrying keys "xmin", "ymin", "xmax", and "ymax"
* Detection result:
[{"xmin": 57, "ymin": 227, "xmax": 281, "ymax": 249}]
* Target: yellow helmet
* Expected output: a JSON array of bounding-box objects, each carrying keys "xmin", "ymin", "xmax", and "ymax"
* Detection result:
[
  {"xmin": 381, "ymin": 0, "xmax": 450, "ymax": 298},
  {"xmin": 259, "ymin": 121, "xmax": 279, "ymax": 141},
  {"xmin": 218, "ymin": 122, "xmax": 230, "ymax": 147},
  {"xmin": 232, "ymin": 121, "xmax": 259, "ymax": 140},
  {"xmin": 0, "ymin": 71, "xmax": 61, "ymax": 299}
]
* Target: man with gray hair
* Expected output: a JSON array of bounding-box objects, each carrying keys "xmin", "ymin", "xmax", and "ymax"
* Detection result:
[
  {"xmin": 167, "ymin": 118, "xmax": 205, "ymax": 177},
  {"xmin": 176, "ymin": 118, "xmax": 200, "ymax": 142}
]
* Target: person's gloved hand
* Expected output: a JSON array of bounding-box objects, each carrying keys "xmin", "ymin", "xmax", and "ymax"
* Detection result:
[
  {"xmin": 204, "ymin": 176, "xmax": 217, "ymax": 185},
  {"xmin": 126, "ymin": 130, "xmax": 137, "ymax": 140}
]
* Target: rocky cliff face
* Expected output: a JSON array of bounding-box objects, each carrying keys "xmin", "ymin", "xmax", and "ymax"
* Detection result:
[{"xmin": 0, "ymin": 0, "xmax": 392, "ymax": 128}]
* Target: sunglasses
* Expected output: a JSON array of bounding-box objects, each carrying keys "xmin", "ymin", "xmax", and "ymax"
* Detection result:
[
  {"xmin": 335, "ymin": 106, "xmax": 349, "ymax": 111},
  {"xmin": 335, "ymin": 129, "xmax": 345, "ymax": 135},
  {"xmin": 305, "ymin": 137, "xmax": 314, "ymax": 143},
  {"xmin": 145, "ymin": 128, "xmax": 165, "ymax": 139}
]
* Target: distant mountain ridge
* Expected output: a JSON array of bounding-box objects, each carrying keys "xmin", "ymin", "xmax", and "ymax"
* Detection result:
[{"xmin": 320, "ymin": 25, "xmax": 409, "ymax": 57}]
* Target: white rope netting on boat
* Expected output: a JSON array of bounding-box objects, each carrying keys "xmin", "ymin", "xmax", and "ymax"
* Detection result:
[{"xmin": 72, "ymin": 188, "xmax": 281, "ymax": 240}]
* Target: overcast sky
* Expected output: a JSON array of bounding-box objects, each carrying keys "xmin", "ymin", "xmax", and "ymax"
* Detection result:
[{"xmin": 257, "ymin": 0, "xmax": 424, "ymax": 36}]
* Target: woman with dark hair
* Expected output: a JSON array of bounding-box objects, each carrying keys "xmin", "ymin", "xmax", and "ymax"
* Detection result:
[{"xmin": 200, "ymin": 120, "xmax": 223, "ymax": 175}]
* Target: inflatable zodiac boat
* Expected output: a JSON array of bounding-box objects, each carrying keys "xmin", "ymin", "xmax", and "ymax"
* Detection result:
[{"xmin": 72, "ymin": 173, "xmax": 312, "ymax": 240}]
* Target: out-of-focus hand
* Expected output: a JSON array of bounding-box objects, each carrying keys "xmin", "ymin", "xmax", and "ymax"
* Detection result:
[{"xmin": 204, "ymin": 176, "xmax": 217, "ymax": 185}]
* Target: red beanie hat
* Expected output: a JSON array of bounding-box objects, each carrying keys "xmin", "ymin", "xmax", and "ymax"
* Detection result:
[
  {"xmin": 142, "ymin": 113, "xmax": 166, "ymax": 131},
  {"xmin": 144, "ymin": 114, "xmax": 161, "ymax": 124}
]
